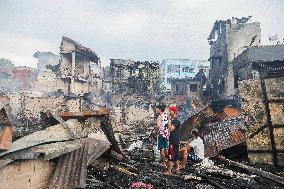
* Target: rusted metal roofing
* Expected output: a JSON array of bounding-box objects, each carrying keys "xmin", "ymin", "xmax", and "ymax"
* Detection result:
[
  {"xmin": 58, "ymin": 108, "xmax": 110, "ymax": 120},
  {"xmin": 200, "ymin": 117, "xmax": 246, "ymax": 157},
  {"xmin": 0, "ymin": 96, "xmax": 13, "ymax": 151},
  {"xmin": 180, "ymin": 104, "xmax": 246, "ymax": 157}
]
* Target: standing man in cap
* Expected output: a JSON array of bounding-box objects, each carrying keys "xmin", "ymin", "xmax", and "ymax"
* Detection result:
[
  {"xmin": 166, "ymin": 106, "xmax": 181, "ymax": 175},
  {"xmin": 156, "ymin": 103, "xmax": 169, "ymax": 166}
]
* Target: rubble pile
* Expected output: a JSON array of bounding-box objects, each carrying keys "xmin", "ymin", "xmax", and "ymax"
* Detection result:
[
  {"xmin": 0, "ymin": 96, "xmax": 124, "ymax": 189},
  {"xmin": 85, "ymin": 123, "xmax": 284, "ymax": 189}
]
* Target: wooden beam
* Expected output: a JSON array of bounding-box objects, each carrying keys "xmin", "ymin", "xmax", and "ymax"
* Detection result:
[{"xmin": 220, "ymin": 158, "xmax": 284, "ymax": 185}]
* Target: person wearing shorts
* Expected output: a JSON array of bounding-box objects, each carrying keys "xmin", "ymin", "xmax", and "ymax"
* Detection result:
[
  {"xmin": 166, "ymin": 106, "xmax": 181, "ymax": 175},
  {"xmin": 156, "ymin": 103, "xmax": 169, "ymax": 166},
  {"xmin": 181, "ymin": 129, "xmax": 204, "ymax": 169}
]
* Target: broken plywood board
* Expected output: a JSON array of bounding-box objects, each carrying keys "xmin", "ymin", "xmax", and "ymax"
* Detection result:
[
  {"xmin": 239, "ymin": 78, "xmax": 284, "ymax": 166},
  {"xmin": 246, "ymin": 128, "xmax": 272, "ymax": 150},
  {"xmin": 269, "ymin": 103, "xmax": 284, "ymax": 125},
  {"xmin": 265, "ymin": 77, "xmax": 284, "ymax": 101},
  {"xmin": 0, "ymin": 119, "xmax": 82, "ymax": 157},
  {"xmin": 33, "ymin": 139, "xmax": 84, "ymax": 160},
  {"xmin": 48, "ymin": 111, "xmax": 83, "ymax": 138},
  {"xmin": 239, "ymin": 79, "xmax": 267, "ymax": 133}
]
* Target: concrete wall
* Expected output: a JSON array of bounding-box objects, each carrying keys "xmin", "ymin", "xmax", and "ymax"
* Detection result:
[
  {"xmin": 186, "ymin": 81, "xmax": 203, "ymax": 98},
  {"xmin": 0, "ymin": 159, "xmax": 54, "ymax": 189},
  {"xmin": 32, "ymin": 70, "xmax": 68, "ymax": 95},
  {"xmin": 225, "ymin": 22, "xmax": 261, "ymax": 97},
  {"xmin": 209, "ymin": 21, "xmax": 261, "ymax": 99},
  {"xmin": 6, "ymin": 92, "xmax": 81, "ymax": 136}
]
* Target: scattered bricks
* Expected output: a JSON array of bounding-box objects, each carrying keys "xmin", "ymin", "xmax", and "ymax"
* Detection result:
[{"xmin": 0, "ymin": 126, "xmax": 12, "ymax": 150}]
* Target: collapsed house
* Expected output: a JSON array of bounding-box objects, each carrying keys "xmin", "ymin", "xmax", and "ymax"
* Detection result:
[
  {"xmin": 110, "ymin": 59, "xmax": 161, "ymax": 96},
  {"xmin": 58, "ymin": 37, "xmax": 100, "ymax": 96},
  {"xmin": 0, "ymin": 37, "xmax": 124, "ymax": 189},
  {"xmin": 180, "ymin": 102, "xmax": 245, "ymax": 158},
  {"xmin": 0, "ymin": 94, "xmax": 123, "ymax": 189}
]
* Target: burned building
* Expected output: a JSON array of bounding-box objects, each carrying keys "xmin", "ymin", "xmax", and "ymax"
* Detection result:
[
  {"xmin": 110, "ymin": 59, "xmax": 160, "ymax": 96},
  {"xmin": 171, "ymin": 69, "xmax": 207, "ymax": 98},
  {"xmin": 208, "ymin": 16, "xmax": 261, "ymax": 100},
  {"xmin": 160, "ymin": 59, "xmax": 209, "ymax": 92},
  {"xmin": 33, "ymin": 51, "xmax": 60, "ymax": 71},
  {"xmin": 59, "ymin": 36, "xmax": 100, "ymax": 96},
  {"xmin": 235, "ymin": 44, "xmax": 284, "ymax": 167}
]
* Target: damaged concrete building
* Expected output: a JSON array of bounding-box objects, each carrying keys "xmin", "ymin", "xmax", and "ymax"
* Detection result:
[
  {"xmin": 110, "ymin": 59, "xmax": 160, "ymax": 96},
  {"xmin": 59, "ymin": 37, "xmax": 100, "ymax": 96},
  {"xmin": 160, "ymin": 59, "xmax": 209, "ymax": 92},
  {"xmin": 208, "ymin": 16, "xmax": 261, "ymax": 100},
  {"xmin": 171, "ymin": 69, "xmax": 207, "ymax": 98}
]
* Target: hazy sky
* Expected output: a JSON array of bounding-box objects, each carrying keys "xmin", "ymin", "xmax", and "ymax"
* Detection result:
[{"xmin": 0, "ymin": 0, "xmax": 283, "ymax": 67}]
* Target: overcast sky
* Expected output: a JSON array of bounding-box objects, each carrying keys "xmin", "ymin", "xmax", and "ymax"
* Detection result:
[{"xmin": 0, "ymin": 0, "xmax": 283, "ymax": 67}]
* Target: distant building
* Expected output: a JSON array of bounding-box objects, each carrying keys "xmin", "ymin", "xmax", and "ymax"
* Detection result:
[
  {"xmin": 171, "ymin": 69, "xmax": 207, "ymax": 98},
  {"xmin": 33, "ymin": 52, "xmax": 59, "ymax": 71},
  {"xmin": 208, "ymin": 16, "xmax": 261, "ymax": 100},
  {"xmin": 159, "ymin": 59, "xmax": 209, "ymax": 91}
]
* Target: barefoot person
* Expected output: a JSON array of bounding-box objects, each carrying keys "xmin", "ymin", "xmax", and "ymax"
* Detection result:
[
  {"xmin": 181, "ymin": 129, "xmax": 204, "ymax": 169},
  {"xmin": 166, "ymin": 106, "xmax": 181, "ymax": 175},
  {"xmin": 155, "ymin": 103, "xmax": 169, "ymax": 166}
]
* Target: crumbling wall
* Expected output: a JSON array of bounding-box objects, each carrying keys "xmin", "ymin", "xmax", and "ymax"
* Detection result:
[
  {"xmin": 226, "ymin": 22, "xmax": 261, "ymax": 97},
  {"xmin": 125, "ymin": 104, "xmax": 154, "ymax": 126},
  {"xmin": 239, "ymin": 77, "xmax": 284, "ymax": 166},
  {"xmin": 7, "ymin": 93, "xmax": 64, "ymax": 136},
  {"xmin": 32, "ymin": 70, "xmax": 68, "ymax": 95},
  {"xmin": 0, "ymin": 159, "xmax": 54, "ymax": 189}
]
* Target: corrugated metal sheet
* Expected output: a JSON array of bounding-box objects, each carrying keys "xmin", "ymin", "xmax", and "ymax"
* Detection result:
[
  {"xmin": 200, "ymin": 117, "xmax": 246, "ymax": 157},
  {"xmin": 49, "ymin": 143, "xmax": 88, "ymax": 189},
  {"xmin": 48, "ymin": 138, "xmax": 111, "ymax": 189}
]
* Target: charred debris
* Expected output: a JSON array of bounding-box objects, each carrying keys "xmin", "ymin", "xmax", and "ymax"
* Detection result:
[{"xmin": 0, "ymin": 16, "xmax": 284, "ymax": 189}]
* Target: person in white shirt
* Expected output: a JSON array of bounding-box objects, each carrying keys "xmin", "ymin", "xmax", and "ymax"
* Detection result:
[{"xmin": 180, "ymin": 129, "xmax": 204, "ymax": 169}]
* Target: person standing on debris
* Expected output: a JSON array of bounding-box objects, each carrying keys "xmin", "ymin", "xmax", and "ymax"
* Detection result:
[
  {"xmin": 156, "ymin": 103, "xmax": 169, "ymax": 166},
  {"xmin": 166, "ymin": 106, "xmax": 181, "ymax": 175},
  {"xmin": 181, "ymin": 129, "xmax": 204, "ymax": 169}
]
